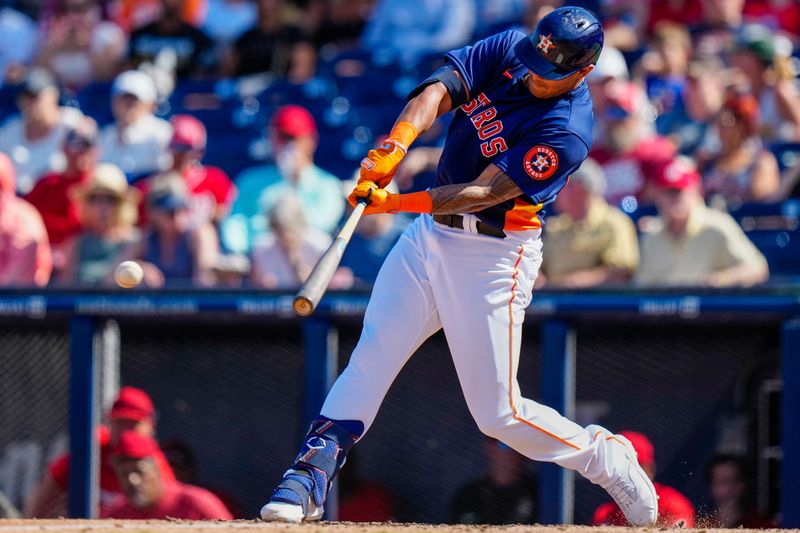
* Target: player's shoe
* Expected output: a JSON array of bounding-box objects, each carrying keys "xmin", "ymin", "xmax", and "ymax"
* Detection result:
[
  {"xmin": 600, "ymin": 432, "xmax": 659, "ymax": 525},
  {"xmin": 260, "ymin": 469, "xmax": 324, "ymax": 523}
]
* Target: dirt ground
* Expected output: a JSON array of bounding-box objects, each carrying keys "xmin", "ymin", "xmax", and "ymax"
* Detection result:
[{"xmin": 0, "ymin": 521, "xmax": 795, "ymax": 533}]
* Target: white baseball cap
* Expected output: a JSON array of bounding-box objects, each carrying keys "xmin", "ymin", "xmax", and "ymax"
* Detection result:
[
  {"xmin": 112, "ymin": 70, "xmax": 157, "ymax": 104},
  {"xmin": 587, "ymin": 45, "xmax": 629, "ymax": 82}
]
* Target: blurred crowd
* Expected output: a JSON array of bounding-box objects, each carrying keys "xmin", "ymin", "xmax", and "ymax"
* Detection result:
[{"xmin": 0, "ymin": 0, "xmax": 798, "ymax": 290}]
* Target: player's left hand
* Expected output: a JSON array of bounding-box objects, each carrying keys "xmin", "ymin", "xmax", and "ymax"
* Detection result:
[
  {"xmin": 348, "ymin": 180, "xmax": 400, "ymax": 214},
  {"xmin": 359, "ymin": 140, "xmax": 408, "ymax": 188}
]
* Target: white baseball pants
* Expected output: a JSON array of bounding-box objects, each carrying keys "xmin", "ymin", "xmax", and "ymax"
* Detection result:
[{"xmin": 322, "ymin": 214, "xmax": 624, "ymax": 486}]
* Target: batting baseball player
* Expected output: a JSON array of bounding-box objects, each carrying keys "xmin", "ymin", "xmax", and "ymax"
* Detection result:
[{"xmin": 261, "ymin": 7, "xmax": 658, "ymax": 525}]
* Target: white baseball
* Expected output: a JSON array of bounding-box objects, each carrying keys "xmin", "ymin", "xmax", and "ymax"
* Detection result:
[{"xmin": 114, "ymin": 261, "xmax": 144, "ymax": 289}]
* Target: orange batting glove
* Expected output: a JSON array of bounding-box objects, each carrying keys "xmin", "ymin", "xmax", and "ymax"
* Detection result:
[
  {"xmin": 348, "ymin": 180, "xmax": 432, "ymax": 215},
  {"xmin": 359, "ymin": 122, "xmax": 418, "ymax": 188}
]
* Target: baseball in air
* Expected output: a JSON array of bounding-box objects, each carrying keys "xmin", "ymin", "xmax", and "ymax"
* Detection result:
[{"xmin": 114, "ymin": 261, "xmax": 144, "ymax": 288}]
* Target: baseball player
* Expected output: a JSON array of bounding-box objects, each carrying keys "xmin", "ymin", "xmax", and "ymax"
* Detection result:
[{"xmin": 261, "ymin": 7, "xmax": 658, "ymax": 525}]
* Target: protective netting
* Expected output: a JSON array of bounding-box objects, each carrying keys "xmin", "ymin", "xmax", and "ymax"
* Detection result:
[
  {"xmin": 0, "ymin": 313, "xmax": 782, "ymax": 523},
  {"xmin": 0, "ymin": 320, "xmax": 70, "ymax": 515}
]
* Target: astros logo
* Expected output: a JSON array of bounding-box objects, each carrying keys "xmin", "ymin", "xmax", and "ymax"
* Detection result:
[
  {"xmin": 537, "ymin": 34, "xmax": 554, "ymax": 55},
  {"xmin": 523, "ymin": 145, "xmax": 559, "ymax": 180}
]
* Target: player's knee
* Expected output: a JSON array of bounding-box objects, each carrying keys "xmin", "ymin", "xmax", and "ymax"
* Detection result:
[{"xmin": 474, "ymin": 414, "xmax": 513, "ymax": 440}]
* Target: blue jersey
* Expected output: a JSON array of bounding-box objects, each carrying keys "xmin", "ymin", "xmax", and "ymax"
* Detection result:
[{"xmin": 433, "ymin": 30, "xmax": 594, "ymax": 231}]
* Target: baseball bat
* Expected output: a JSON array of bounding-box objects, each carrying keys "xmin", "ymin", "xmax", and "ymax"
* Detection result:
[{"xmin": 293, "ymin": 200, "xmax": 367, "ymax": 317}]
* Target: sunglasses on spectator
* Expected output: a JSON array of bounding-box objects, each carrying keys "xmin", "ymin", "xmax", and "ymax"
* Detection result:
[
  {"xmin": 65, "ymin": 134, "xmax": 95, "ymax": 152},
  {"xmin": 170, "ymin": 142, "xmax": 198, "ymax": 154},
  {"xmin": 87, "ymin": 193, "xmax": 121, "ymax": 205}
]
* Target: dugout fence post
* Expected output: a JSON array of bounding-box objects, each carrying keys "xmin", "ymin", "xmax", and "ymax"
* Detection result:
[
  {"xmin": 302, "ymin": 316, "xmax": 340, "ymax": 520},
  {"xmin": 68, "ymin": 316, "xmax": 100, "ymax": 518},
  {"xmin": 539, "ymin": 319, "xmax": 576, "ymax": 524},
  {"xmin": 781, "ymin": 319, "xmax": 800, "ymax": 527}
]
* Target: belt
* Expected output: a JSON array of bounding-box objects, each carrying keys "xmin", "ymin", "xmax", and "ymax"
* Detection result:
[{"xmin": 432, "ymin": 214, "xmax": 506, "ymax": 239}]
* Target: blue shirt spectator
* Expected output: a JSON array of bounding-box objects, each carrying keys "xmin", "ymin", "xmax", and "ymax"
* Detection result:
[
  {"xmin": 361, "ymin": 0, "xmax": 476, "ymax": 67},
  {"xmin": 221, "ymin": 105, "xmax": 344, "ymax": 255}
]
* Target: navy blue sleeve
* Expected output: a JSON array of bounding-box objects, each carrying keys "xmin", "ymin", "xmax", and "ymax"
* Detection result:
[
  {"xmin": 492, "ymin": 131, "xmax": 589, "ymax": 204},
  {"xmin": 444, "ymin": 30, "xmax": 524, "ymax": 99}
]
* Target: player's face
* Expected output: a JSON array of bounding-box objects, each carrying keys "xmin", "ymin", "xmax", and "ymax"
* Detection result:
[
  {"xmin": 114, "ymin": 457, "xmax": 163, "ymax": 508},
  {"xmin": 524, "ymin": 66, "xmax": 593, "ymax": 99}
]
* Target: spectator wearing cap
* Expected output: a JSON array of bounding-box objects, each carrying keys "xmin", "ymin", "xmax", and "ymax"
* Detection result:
[
  {"xmin": 0, "ymin": 153, "xmax": 52, "ymax": 287},
  {"xmin": 540, "ymin": 159, "xmax": 639, "ymax": 288},
  {"xmin": 24, "ymin": 386, "xmax": 175, "ymax": 518},
  {"xmin": 250, "ymin": 192, "xmax": 331, "ymax": 289},
  {"xmin": 729, "ymin": 23, "xmax": 800, "ymax": 142},
  {"xmin": 589, "ymin": 80, "xmax": 676, "ymax": 208},
  {"xmin": 128, "ymin": 0, "xmax": 215, "ymax": 78},
  {"xmin": 139, "ymin": 114, "xmax": 236, "ymax": 227},
  {"xmin": 26, "ymin": 117, "xmax": 100, "ymax": 265},
  {"xmin": 635, "ymin": 157, "xmax": 769, "ymax": 288},
  {"xmin": 119, "ymin": 177, "xmax": 219, "ymax": 287},
  {"xmin": 586, "ymin": 45, "xmax": 629, "ymax": 145},
  {"xmin": 104, "ymin": 431, "xmax": 232, "ymax": 519},
  {"xmin": 0, "ymin": 67, "xmax": 84, "ymax": 194},
  {"xmin": 593, "ymin": 431, "xmax": 695, "ymax": 527},
  {"xmin": 222, "ymin": 105, "xmax": 344, "ymax": 255},
  {"xmin": 99, "ymin": 70, "xmax": 172, "ymax": 178},
  {"xmin": 60, "ymin": 163, "xmax": 140, "ymax": 286},
  {"xmin": 700, "ymin": 92, "xmax": 780, "ymax": 209}
]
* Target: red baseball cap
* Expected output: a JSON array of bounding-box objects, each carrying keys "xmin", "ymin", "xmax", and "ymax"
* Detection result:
[
  {"xmin": 113, "ymin": 431, "xmax": 160, "ymax": 460},
  {"xmin": 171, "ymin": 114, "xmax": 207, "ymax": 151},
  {"xmin": 654, "ymin": 157, "xmax": 701, "ymax": 190},
  {"xmin": 620, "ymin": 430, "xmax": 655, "ymax": 468},
  {"xmin": 270, "ymin": 105, "xmax": 317, "ymax": 138},
  {"xmin": 109, "ymin": 386, "xmax": 154, "ymax": 422}
]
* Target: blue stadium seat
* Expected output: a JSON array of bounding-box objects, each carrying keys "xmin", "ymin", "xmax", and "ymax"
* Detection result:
[{"xmin": 732, "ymin": 201, "xmax": 800, "ymax": 279}]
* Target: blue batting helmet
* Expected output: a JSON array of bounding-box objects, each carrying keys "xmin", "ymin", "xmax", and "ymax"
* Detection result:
[{"xmin": 515, "ymin": 6, "xmax": 604, "ymax": 81}]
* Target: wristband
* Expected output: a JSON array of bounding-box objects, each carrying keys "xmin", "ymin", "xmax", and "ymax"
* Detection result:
[
  {"xmin": 397, "ymin": 191, "xmax": 433, "ymax": 214},
  {"xmin": 388, "ymin": 121, "xmax": 419, "ymax": 152}
]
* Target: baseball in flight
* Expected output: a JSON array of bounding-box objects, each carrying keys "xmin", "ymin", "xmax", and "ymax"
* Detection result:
[{"xmin": 114, "ymin": 261, "xmax": 144, "ymax": 288}]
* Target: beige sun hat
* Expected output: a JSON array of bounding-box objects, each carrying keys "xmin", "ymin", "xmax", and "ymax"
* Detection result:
[{"xmin": 72, "ymin": 163, "xmax": 140, "ymax": 226}]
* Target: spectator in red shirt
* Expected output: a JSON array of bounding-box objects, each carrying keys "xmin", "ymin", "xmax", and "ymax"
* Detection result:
[
  {"xmin": 103, "ymin": 431, "xmax": 232, "ymax": 520},
  {"xmin": 593, "ymin": 431, "xmax": 695, "ymax": 527},
  {"xmin": 0, "ymin": 152, "xmax": 52, "ymax": 287},
  {"xmin": 138, "ymin": 114, "xmax": 236, "ymax": 227},
  {"xmin": 590, "ymin": 80, "xmax": 676, "ymax": 209},
  {"xmin": 26, "ymin": 117, "xmax": 100, "ymax": 267},
  {"xmin": 24, "ymin": 387, "xmax": 174, "ymax": 518}
]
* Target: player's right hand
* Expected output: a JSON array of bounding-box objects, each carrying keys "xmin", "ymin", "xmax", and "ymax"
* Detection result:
[
  {"xmin": 348, "ymin": 180, "xmax": 400, "ymax": 214},
  {"xmin": 359, "ymin": 139, "xmax": 408, "ymax": 188}
]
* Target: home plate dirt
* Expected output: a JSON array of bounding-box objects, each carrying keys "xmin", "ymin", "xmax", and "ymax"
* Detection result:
[{"xmin": 0, "ymin": 522, "xmax": 796, "ymax": 533}]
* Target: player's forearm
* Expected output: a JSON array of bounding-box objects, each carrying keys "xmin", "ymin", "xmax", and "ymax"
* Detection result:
[
  {"xmin": 394, "ymin": 83, "xmax": 451, "ymax": 137},
  {"xmin": 428, "ymin": 167, "xmax": 522, "ymax": 214}
]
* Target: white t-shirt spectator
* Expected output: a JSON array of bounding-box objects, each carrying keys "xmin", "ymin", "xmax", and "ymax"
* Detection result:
[
  {"xmin": 250, "ymin": 228, "xmax": 331, "ymax": 289},
  {"xmin": 99, "ymin": 114, "xmax": 172, "ymax": 177},
  {"xmin": 0, "ymin": 106, "xmax": 83, "ymax": 194}
]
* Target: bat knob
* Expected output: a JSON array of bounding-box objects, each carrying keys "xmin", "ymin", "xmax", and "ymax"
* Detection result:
[{"xmin": 293, "ymin": 296, "xmax": 314, "ymax": 317}]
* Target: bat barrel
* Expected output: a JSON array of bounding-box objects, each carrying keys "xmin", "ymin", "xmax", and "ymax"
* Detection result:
[{"xmin": 292, "ymin": 201, "xmax": 367, "ymax": 317}]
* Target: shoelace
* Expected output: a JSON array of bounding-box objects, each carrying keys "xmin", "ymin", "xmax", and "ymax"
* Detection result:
[{"xmin": 606, "ymin": 476, "xmax": 639, "ymax": 511}]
